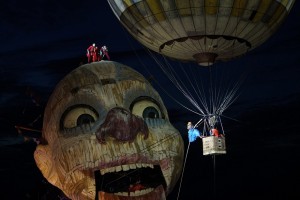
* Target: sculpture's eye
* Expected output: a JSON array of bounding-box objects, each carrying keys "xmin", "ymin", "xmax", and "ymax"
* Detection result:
[
  {"xmin": 131, "ymin": 98, "xmax": 163, "ymax": 119},
  {"xmin": 61, "ymin": 105, "xmax": 99, "ymax": 129},
  {"xmin": 142, "ymin": 106, "xmax": 159, "ymax": 118}
]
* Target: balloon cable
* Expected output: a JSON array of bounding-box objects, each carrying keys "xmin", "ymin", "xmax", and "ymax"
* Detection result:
[
  {"xmin": 176, "ymin": 142, "xmax": 190, "ymax": 200},
  {"xmin": 213, "ymin": 155, "xmax": 216, "ymax": 200}
]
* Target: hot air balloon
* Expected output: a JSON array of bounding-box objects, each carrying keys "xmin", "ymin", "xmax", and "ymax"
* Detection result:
[
  {"xmin": 107, "ymin": 1, "xmax": 296, "ymax": 197},
  {"xmin": 107, "ymin": 0, "xmax": 295, "ymax": 66}
]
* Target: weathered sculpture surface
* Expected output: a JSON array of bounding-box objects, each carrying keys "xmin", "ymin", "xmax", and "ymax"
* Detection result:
[{"xmin": 34, "ymin": 61, "xmax": 184, "ymax": 199}]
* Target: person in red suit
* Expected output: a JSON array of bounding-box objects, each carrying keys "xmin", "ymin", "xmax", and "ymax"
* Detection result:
[
  {"xmin": 86, "ymin": 43, "xmax": 96, "ymax": 63},
  {"xmin": 210, "ymin": 127, "xmax": 221, "ymax": 137},
  {"xmin": 93, "ymin": 45, "xmax": 100, "ymax": 62}
]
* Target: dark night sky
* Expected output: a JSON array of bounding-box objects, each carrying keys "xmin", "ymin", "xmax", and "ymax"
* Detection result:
[{"xmin": 1, "ymin": 1, "xmax": 300, "ymax": 199}]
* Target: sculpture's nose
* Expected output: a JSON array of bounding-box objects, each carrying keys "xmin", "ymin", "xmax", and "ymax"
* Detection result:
[{"xmin": 96, "ymin": 107, "xmax": 149, "ymax": 143}]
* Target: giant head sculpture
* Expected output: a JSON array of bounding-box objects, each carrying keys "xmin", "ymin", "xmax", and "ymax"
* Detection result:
[{"xmin": 34, "ymin": 61, "xmax": 184, "ymax": 199}]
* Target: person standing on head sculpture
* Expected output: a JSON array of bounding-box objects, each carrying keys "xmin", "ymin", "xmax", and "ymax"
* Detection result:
[{"xmin": 87, "ymin": 43, "xmax": 96, "ymax": 63}]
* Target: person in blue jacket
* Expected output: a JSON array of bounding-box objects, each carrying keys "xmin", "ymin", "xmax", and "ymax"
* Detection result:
[{"xmin": 187, "ymin": 121, "xmax": 202, "ymax": 142}]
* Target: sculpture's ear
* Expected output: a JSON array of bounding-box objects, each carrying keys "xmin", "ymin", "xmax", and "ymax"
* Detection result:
[{"xmin": 34, "ymin": 145, "xmax": 61, "ymax": 187}]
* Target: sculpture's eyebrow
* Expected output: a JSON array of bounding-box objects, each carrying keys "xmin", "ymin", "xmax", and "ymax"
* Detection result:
[
  {"xmin": 69, "ymin": 78, "xmax": 116, "ymax": 95},
  {"xmin": 100, "ymin": 78, "xmax": 116, "ymax": 85}
]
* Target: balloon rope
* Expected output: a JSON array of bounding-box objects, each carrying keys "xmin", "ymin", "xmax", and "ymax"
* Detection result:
[
  {"xmin": 176, "ymin": 142, "xmax": 191, "ymax": 200},
  {"xmin": 213, "ymin": 155, "xmax": 216, "ymax": 200},
  {"xmin": 100, "ymin": 172, "xmax": 105, "ymax": 192}
]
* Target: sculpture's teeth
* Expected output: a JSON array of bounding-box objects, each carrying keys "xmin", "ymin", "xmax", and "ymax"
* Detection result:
[
  {"xmin": 114, "ymin": 188, "xmax": 154, "ymax": 196},
  {"xmin": 99, "ymin": 163, "xmax": 154, "ymax": 175},
  {"xmin": 116, "ymin": 165, "xmax": 122, "ymax": 172},
  {"xmin": 109, "ymin": 167, "xmax": 114, "ymax": 173},
  {"xmin": 143, "ymin": 163, "xmax": 153, "ymax": 168},
  {"xmin": 114, "ymin": 192, "xmax": 128, "ymax": 196},
  {"xmin": 132, "ymin": 189, "xmax": 142, "ymax": 196},
  {"xmin": 129, "ymin": 164, "xmax": 136, "ymax": 170},
  {"xmin": 122, "ymin": 164, "xmax": 130, "ymax": 171},
  {"xmin": 100, "ymin": 168, "xmax": 107, "ymax": 175},
  {"xmin": 146, "ymin": 188, "xmax": 153, "ymax": 193}
]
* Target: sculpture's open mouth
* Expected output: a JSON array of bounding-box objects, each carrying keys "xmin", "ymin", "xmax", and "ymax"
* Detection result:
[{"xmin": 95, "ymin": 164, "xmax": 166, "ymax": 198}]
